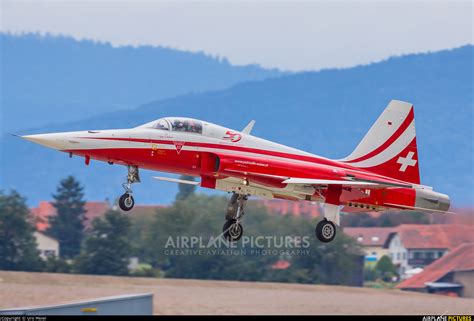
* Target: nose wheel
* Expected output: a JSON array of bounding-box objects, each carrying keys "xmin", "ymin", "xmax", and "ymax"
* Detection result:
[
  {"xmin": 119, "ymin": 193, "xmax": 135, "ymax": 211},
  {"xmin": 315, "ymin": 219, "xmax": 336, "ymax": 243},
  {"xmin": 118, "ymin": 165, "xmax": 140, "ymax": 212},
  {"xmin": 222, "ymin": 194, "xmax": 247, "ymax": 242}
]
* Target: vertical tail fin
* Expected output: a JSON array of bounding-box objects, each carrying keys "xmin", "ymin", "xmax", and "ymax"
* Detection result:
[{"xmin": 341, "ymin": 100, "xmax": 420, "ymax": 184}]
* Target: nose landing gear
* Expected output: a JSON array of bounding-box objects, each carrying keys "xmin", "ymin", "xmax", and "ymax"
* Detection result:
[
  {"xmin": 118, "ymin": 165, "xmax": 140, "ymax": 212},
  {"xmin": 222, "ymin": 193, "xmax": 247, "ymax": 242},
  {"xmin": 119, "ymin": 193, "xmax": 135, "ymax": 211}
]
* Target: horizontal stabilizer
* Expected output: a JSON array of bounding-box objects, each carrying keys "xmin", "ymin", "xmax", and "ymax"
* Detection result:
[{"xmin": 153, "ymin": 176, "xmax": 200, "ymax": 185}]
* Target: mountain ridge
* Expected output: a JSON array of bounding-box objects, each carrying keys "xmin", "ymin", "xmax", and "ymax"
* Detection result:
[{"xmin": 1, "ymin": 32, "xmax": 284, "ymax": 133}]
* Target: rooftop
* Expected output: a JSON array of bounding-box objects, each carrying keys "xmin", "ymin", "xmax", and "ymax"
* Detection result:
[
  {"xmin": 261, "ymin": 199, "xmax": 322, "ymax": 218},
  {"xmin": 343, "ymin": 227, "xmax": 395, "ymax": 247},
  {"xmin": 393, "ymin": 224, "xmax": 474, "ymax": 250},
  {"xmin": 396, "ymin": 243, "xmax": 474, "ymax": 289},
  {"xmin": 31, "ymin": 201, "xmax": 110, "ymax": 231},
  {"xmin": 31, "ymin": 201, "xmax": 168, "ymax": 231}
]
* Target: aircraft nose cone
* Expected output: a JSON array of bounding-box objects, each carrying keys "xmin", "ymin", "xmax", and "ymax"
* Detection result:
[{"xmin": 21, "ymin": 133, "xmax": 73, "ymax": 150}]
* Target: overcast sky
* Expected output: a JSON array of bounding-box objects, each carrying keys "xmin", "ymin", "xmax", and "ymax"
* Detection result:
[{"xmin": 1, "ymin": 0, "xmax": 472, "ymax": 71}]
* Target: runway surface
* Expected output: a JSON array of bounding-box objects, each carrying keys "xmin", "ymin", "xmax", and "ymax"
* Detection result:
[{"xmin": 0, "ymin": 271, "xmax": 472, "ymax": 315}]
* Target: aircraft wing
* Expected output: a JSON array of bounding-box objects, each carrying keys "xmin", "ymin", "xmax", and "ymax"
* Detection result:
[
  {"xmin": 222, "ymin": 167, "xmax": 411, "ymax": 189},
  {"xmin": 283, "ymin": 177, "xmax": 412, "ymax": 188},
  {"xmin": 283, "ymin": 178, "xmax": 376, "ymax": 186},
  {"xmin": 153, "ymin": 176, "xmax": 200, "ymax": 185}
]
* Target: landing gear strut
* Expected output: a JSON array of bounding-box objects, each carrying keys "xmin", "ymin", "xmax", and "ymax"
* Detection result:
[
  {"xmin": 222, "ymin": 193, "xmax": 247, "ymax": 242},
  {"xmin": 314, "ymin": 187, "xmax": 341, "ymax": 242},
  {"xmin": 118, "ymin": 165, "xmax": 140, "ymax": 211}
]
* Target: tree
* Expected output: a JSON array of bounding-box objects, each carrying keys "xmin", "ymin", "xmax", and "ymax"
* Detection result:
[
  {"xmin": 376, "ymin": 255, "xmax": 398, "ymax": 281},
  {"xmin": 0, "ymin": 190, "xmax": 43, "ymax": 271},
  {"xmin": 44, "ymin": 256, "xmax": 71, "ymax": 273},
  {"xmin": 75, "ymin": 210, "xmax": 132, "ymax": 275},
  {"xmin": 175, "ymin": 175, "xmax": 196, "ymax": 201},
  {"xmin": 141, "ymin": 193, "xmax": 364, "ymax": 285},
  {"xmin": 47, "ymin": 176, "xmax": 86, "ymax": 258}
]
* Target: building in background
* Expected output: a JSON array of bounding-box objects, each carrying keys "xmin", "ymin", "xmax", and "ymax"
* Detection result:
[
  {"xmin": 343, "ymin": 227, "xmax": 394, "ymax": 265},
  {"xmin": 34, "ymin": 231, "xmax": 59, "ymax": 259},
  {"xmin": 385, "ymin": 224, "xmax": 474, "ymax": 277},
  {"xmin": 112, "ymin": 204, "xmax": 167, "ymax": 216},
  {"xmin": 396, "ymin": 243, "xmax": 474, "ymax": 298},
  {"xmin": 426, "ymin": 208, "xmax": 474, "ymax": 225},
  {"xmin": 261, "ymin": 199, "xmax": 322, "ymax": 218},
  {"xmin": 31, "ymin": 201, "xmax": 110, "ymax": 231},
  {"xmin": 343, "ymin": 224, "xmax": 474, "ymax": 279}
]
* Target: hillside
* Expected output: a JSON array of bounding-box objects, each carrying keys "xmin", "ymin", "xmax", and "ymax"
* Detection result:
[
  {"xmin": 0, "ymin": 33, "xmax": 283, "ymax": 133},
  {"xmin": 1, "ymin": 46, "xmax": 472, "ymax": 206},
  {"xmin": 1, "ymin": 271, "xmax": 472, "ymax": 315}
]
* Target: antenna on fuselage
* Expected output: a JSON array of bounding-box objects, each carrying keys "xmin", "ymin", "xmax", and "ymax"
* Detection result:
[{"xmin": 241, "ymin": 120, "xmax": 256, "ymax": 135}]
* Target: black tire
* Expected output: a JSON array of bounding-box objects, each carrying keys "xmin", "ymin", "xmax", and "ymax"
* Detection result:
[
  {"xmin": 315, "ymin": 219, "xmax": 336, "ymax": 243},
  {"xmin": 119, "ymin": 193, "xmax": 135, "ymax": 211},
  {"xmin": 222, "ymin": 219, "xmax": 243, "ymax": 242}
]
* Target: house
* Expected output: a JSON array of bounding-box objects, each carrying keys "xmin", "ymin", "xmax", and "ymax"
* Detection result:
[
  {"xmin": 396, "ymin": 243, "xmax": 474, "ymax": 298},
  {"xmin": 34, "ymin": 231, "xmax": 59, "ymax": 259},
  {"xmin": 261, "ymin": 199, "xmax": 322, "ymax": 218},
  {"xmin": 114, "ymin": 204, "xmax": 167, "ymax": 216},
  {"xmin": 385, "ymin": 224, "xmax": 474, "ymax": 277},
  {"xmin": 426, "ymin": 208, "xmax": 473, "ymax": 225},
  {"xmin": 270, "ymin": 260, "xmax": 291, "ymax": 270},
  {"xmin": 343, "ymin": 227, "xmax": 394, "ymax": 265},
  {"xmin": 31, "ymin": 201, "xmax": 110, "ymax": 231}
]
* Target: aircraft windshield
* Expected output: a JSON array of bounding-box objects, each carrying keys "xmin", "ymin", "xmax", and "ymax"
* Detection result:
[
  {"xmin": 169, "ymin": 118, "xmax": 203, "ymax": 134},
  {"xmin": 140, "ymin": 117, "xmax": 203, "ymax": 134},
  {"xmin": 153, "ymin": 119, "xmax": 170, "ymax": 130}
]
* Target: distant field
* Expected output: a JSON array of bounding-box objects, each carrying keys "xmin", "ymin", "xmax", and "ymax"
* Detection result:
[{"xmin": 0, "ymin": 271, "xmax": 472, "ymax": 315}]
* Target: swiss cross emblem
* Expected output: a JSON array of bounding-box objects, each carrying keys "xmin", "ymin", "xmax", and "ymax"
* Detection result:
[
  {"xmin": 397, "ymin": 151, "xmax": 417, "ymax": 172},
  {"xmin": 173, "ymin": 141, "xmax": 185, "ymax": 154}
]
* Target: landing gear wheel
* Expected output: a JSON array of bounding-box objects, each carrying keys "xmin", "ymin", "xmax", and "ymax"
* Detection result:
[
  {"xmin": 223, "ymin": 219, "xmax": 243, "ymax": 242},
  {"xmin": 315, "ymin": 219, "xmax": 336, "ymax": 243},
  {"xmin": 119, "ymin": 193, "xmax": 135, "ymax": 211}
]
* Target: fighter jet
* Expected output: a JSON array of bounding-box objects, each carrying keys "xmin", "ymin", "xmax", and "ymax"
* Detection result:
[{"xmin": 21, "ymin": 100, "xmax": 450, "ymax": 242}]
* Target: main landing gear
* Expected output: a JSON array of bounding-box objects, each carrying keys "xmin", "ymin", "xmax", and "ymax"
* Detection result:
[
  {"xmin": 118, "ymin": 165, "xmax": 140, "ymax": 211},
  {"xmin": 314, "ymin": 203, "xmax": 340, "ymax": 243},
  {"xmin": 315, "ymin": 218, "xmax": 336, "ymax": 243},
  {"xmin": 222, "ymin": 193, "xmax": 248, "ymax": 242}
]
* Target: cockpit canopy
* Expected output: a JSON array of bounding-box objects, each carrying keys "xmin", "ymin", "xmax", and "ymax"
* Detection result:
[{"xmin": 138, "ymin": 117, "xmax": 203, "ymax": 134}]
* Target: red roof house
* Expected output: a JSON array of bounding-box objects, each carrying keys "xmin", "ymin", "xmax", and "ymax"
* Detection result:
[
  {"xmin": 31, "ymin": 201, "xmax": 110, "ymax": 231},
  {"xmin": 270, "ymin": 260, "xmax": 291, "ymax": 270},
  {"xmin": 391, "ymin": 224, "xmax": 474, "ymax": 250},
  {"xmin": 344, "ymin": 227, "xmax": 395, "ymax": 247},
  {"xmin": 261, "ymin": 199, "xmax": 322, "ymax": 218},
  {"xmin": 396, "ymin": 243, "xmax": 474, "ymax": 297}
]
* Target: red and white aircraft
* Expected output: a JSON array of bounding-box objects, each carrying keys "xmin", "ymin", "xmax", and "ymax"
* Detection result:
[{"xmin": 21, "ymin": 100, "xmax": 450, "ymax": 242}]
